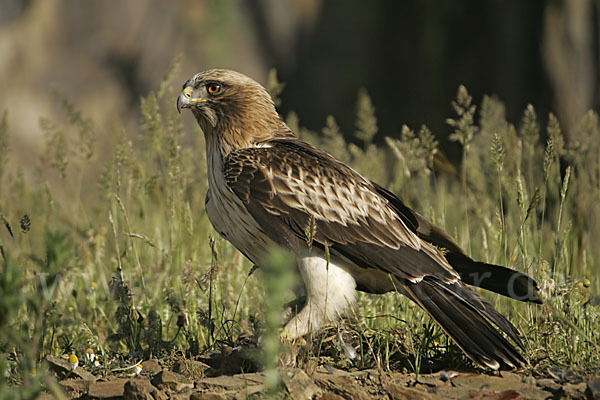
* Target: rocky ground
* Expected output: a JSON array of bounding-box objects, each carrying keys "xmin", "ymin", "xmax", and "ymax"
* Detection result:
[{"xmin": 40, "ymin": 355, "xmax": 600, "ymax": 400}]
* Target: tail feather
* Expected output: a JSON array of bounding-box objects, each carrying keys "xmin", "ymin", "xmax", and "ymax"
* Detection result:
[
  {"xmin": 403, "ymin": 278, "xmax": 526, "ymax": 369},
  {"xmin": 430, "ymin": 279, "xmax": 524, "ymax": 348},
  {"xmin": 446, "ymin": 253, "xmax": 542, "ymax": 304}
]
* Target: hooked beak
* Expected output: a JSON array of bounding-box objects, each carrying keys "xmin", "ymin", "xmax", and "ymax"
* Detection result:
[{"xmin": 177, "ymin": 86, "xmax": 207, "ymax": 114}]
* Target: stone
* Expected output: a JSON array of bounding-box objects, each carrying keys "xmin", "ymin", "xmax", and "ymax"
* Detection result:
[
  {"xmin": 313, "ymin": 371, "xmax": 372, "ymax": 400},
  {"xmin": 283, "ymin": 369, "xmax": 323, "ymax": 400},
  {"xmin": 414, "ymin": 374, "xmax": 439, "ymax": 387},
  {"xmin": 487, "ymin": 389, "xmax": 521, "ymax": 399},
  {"xmin": 87, "ymin": 379, "xmax": 129, "ymax": 399},
  {"xmin": 45, "ymin": 354, "xmax": 96, "ymax": 382},
  {"xmin": 423, "ymin": 373, "xmax": 554, "ymax": 400},
  {"xmin": 316, "ymin": 394, "xmax": 346, "ymax": 400},
  {"xmin": 58, "ymin": 378, "xmax": 89, "ymax": 396},
  {"xmin": 47, "ymin": 364, "xmax": 600, "ymax": 400},
  {"xmin": 140, "ymin": 359, "xmax": 162, "ymax": 376},
  {"xmin": 451, "ymin": 373, "xmax": 499, "ymax": 390},
  {"xmin": 124, "ymin": 378, "xmax": 167, "ymax": 400},
  {"xmin": 190, "ymin": 393, "xmax": 227, "ymax": 400},
  {"xmin": 499, "ymin": 371, "xmax": 521, "ymax": 381},
  {"xmin": 196, "ymin": 373, "xmax": 264, "ymax": 392},
  {"xmin": 385, "ymin": 382, "xmax": 441, "ymax": 400},
  {"xmin": 547, "ymin": 367, "xmax": 582, "ymax": 384},
  {"xmin": 536, "ymin": 378, "xmax": 562, "ymax": 393},
  {"xmin": 517, "ymin": 387, "xmax": 554, "ymax": 400},
  {"xmin": 170, "ymin": 389, "xmax": 195, "ymax": 400},
  {"xmin": 563, "ymin": 382, "xmax": 587, "ymax": 400},
  {"xmin": 173, "ymin": 359, "xmax": 210, "ymax": 379},
  {"xmin": 588, "ymin": 377, "xmax": 600, "ymax": 400},
  {"xmin": 151, "ymin": 370, "xmax": 194, "ymax": 393},
  {"xmin": 522, "ymin": 375, "xmax": 537, "ymax": 385},
  {"xmin": 434, "ymin": 382, "xmax": 478, "ymax": 399},
  {"xmin": 232, "ymin": 385, "xmax": 264, "ymax": 400}
]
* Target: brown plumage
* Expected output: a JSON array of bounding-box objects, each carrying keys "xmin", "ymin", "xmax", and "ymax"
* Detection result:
[{"xmin": 177, "ymin": 69, "xmax": 541, "ymax": 370}]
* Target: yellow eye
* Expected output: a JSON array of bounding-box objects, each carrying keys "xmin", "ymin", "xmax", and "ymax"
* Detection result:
[{"xmin": 207, "ymin": 83, "xmax": 221, "ymax": 95}]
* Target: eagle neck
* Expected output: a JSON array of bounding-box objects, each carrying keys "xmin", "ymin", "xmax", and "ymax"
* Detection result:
[{"xmin": 205, "ymin": 132, "xmax": 225, "ymax": 181}]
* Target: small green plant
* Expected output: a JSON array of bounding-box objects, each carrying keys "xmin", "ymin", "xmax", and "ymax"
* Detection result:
[{"xmin": 260, "ymin": 248, "xmax": 294, "ymax": 397}]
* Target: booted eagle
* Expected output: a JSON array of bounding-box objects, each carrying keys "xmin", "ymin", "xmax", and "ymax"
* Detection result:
[{"xmin": 177, "ymin": 69, "xmax": 541, "ymax": 369}]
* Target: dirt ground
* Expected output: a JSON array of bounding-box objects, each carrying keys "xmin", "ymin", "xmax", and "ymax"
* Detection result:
[{"xmin": 41, "ymin": 354, "xmax": 600, "ymax": 400}]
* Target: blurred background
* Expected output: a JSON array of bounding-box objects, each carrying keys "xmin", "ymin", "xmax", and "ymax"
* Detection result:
[{"xmin": 0, "ymin": 0, "xmax": 598, "ymax": 165}]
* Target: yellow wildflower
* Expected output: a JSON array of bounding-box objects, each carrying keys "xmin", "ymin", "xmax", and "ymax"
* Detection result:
[
  {"xmin": 68, "ymin": 354, "xmax": 79, "ymax": 371},
  {"xmin": 86, "ymin": 348, "xmax": 95, "ymax": 363},
  {"xmin": 583, "ymin": 279, "xmax": 591, "ymax": 288}
]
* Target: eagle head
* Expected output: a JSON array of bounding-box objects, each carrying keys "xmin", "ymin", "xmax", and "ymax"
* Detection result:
[{"xmin": 177, "ymin": 69, "xmax": 290, "ymax": 152}]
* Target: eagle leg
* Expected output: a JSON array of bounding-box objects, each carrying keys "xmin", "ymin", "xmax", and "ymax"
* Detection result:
[{"xmin": 282, "ymin": 250, "xmax": 357, "ymax": 339}]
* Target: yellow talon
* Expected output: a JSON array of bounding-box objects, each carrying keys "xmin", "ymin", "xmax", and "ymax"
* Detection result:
[
  {"xmin": 279, "ymin": 329, "xmax": 293, "ymax": 343},
  {"xmin": 279, "ymin": 330, "xmax": 306, "ymax": 346}
]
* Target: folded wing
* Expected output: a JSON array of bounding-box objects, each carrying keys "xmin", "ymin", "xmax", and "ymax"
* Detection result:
[{"xmin": 223, "ymin": 138, "xmax": 531, "ymax": 369}]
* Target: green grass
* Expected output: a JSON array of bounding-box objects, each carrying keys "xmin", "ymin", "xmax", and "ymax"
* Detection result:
[{"xmin": 1, "ymin": 60, "xmax": 599, "ymax": 398}]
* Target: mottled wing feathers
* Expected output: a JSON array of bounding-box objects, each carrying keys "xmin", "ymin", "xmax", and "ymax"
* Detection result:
[{"xmin": 223, "ymin": 139, "xmax": 459, "ymax": 284}]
